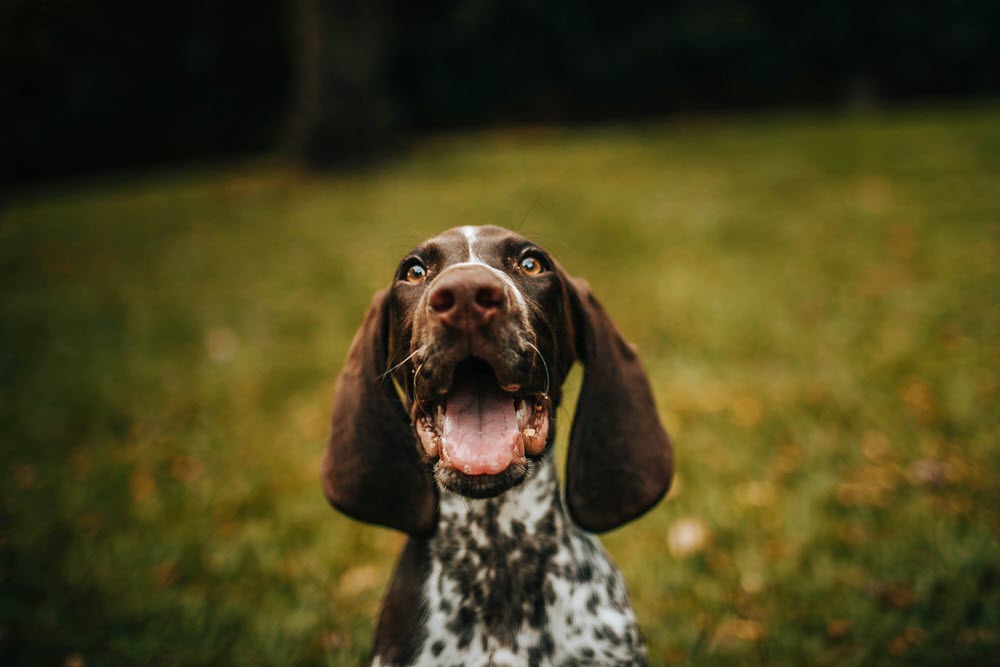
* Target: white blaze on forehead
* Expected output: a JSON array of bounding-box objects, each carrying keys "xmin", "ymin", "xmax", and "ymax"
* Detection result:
[{"xmin": 459, "ymin": 225, "xmax": 482, "ymax": 262}]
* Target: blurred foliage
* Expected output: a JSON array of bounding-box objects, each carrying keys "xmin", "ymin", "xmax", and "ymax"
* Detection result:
[
  {"xmin": 2, "ymin": 0, "xmax": 291, "ymax": 183},
  {"xmin": 5, "ymin": 0, "xmax": 1000, "ymax": 182},
  {"xmin": 390, "ymin": 0, "xmax": 1000, "ymax": 125},
  {"xmin": 2, "ymin": 105, "xmax": 1000, "ymax": 665}
]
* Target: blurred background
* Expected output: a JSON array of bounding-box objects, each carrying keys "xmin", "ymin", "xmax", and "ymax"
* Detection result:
[
  {"xmin": 2, "ymin": 1, "xmax": 999, "ymax": 665},
  {"xmin": 5, "ymin": 0, "xmax": 1000, "ymax": 183}
]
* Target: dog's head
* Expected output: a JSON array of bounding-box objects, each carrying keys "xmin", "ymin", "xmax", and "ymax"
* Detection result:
[{"xmin": 322, "ymin": 225, "xmax": 672, "ymax": 536}]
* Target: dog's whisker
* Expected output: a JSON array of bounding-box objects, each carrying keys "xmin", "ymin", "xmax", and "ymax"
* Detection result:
[
  {"xmin": 379, "ymin": 347, "xmax": 422, "ymax": 384},
  {"xmin": 412, "ymin": 362, "xmax": 432, "ymax": 420},
  {"xmin": 380, "ymin": 345, "xmax": 406, "ymax": 381},
  {"xmin": 515, "ymin": 192, "xmax": 542, "ymax": 232},
  {"xmin": 525, "ymin": 341, "xmax": 550, "ymax": 396}
]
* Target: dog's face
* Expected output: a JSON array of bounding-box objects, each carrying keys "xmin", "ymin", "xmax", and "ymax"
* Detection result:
[
  {"xmin": 386, "ymin": 226, "xmax": 573, "ymax": 498},
  {"xmin": 323, "ymin": 225, "xmax": 672, "ymax": 536}
]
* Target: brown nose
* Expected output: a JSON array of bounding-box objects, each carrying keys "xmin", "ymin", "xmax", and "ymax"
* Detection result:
[{"xmin": 428, "ymin": 265, "xmax": 506, "ymax": 332}]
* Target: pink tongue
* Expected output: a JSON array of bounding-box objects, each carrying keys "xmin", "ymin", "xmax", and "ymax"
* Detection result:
[{"xmin": 442, "ymin": 373, "xmax": 521, "ymax": 476}]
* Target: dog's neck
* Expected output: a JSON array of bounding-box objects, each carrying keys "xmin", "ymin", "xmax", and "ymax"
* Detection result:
[
  {"xmin": 410, "ymin": 452, "xmax": 648, "ymax": 664},
  {"xmin": 423, "ymin": 455, "xmax": 570, "ymax": 653},
  {"xmin": 435, "ymin": 455, "xmax": 567, "ymax": 543}
]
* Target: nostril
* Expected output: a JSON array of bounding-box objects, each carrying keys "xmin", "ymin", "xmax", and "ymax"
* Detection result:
[
  {"xmin": 475, "ymin": 285, "xmax": 504, "ymax": 309},
  {"xmin": 430, "ymin": 288, "xmax": 455, "ymax": 313}
]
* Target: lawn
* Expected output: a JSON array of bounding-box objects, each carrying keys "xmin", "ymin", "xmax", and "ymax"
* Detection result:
[{"xmin": 2, "ymin": 105, "xmax": 999, "ymax": 666}]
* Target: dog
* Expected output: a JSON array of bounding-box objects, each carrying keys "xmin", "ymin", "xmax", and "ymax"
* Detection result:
[{"xmin": 322, "ymin": 225, "xmax": 673, "ymax": 665}]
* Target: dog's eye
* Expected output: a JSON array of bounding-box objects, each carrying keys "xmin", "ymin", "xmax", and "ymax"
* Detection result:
[
  {"xmin": 519, "ymin": 255, "xmax": 544, "ymax": 276},
  {"xmin": 405, "ymin": 263, "xmax": 427, "ymax": 284}
]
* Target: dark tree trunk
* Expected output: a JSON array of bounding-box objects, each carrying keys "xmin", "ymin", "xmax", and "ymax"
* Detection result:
[{"xmin": 285, "ymin": 0, "xmax": 395, "ymax": 166}]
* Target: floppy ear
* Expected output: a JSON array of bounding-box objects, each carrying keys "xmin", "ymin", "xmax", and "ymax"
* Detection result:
[
  {"xmin": 321, "ymin": 288, "xmax": 437, "ymax": 536},
  {"xmin": 563, "ymin": 277, "xmax": 673, "ymax": 533}
]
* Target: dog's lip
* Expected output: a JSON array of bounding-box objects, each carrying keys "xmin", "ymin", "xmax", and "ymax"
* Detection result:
[
  {"xmin": 410, "ymin": 355, "xmax": 536, "ymax": 405},
  {"xmin": 430, "ymin": 383, "xmax": 523, "ymax": 396},
  {"xmin": 434, "ymin": 461, "xmax": 531, "ymax": 499}
]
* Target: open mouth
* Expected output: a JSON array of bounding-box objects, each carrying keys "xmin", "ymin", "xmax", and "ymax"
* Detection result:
[{"xmin": 413, "ymin": 358, "xmax": 550, "ymax": 497}]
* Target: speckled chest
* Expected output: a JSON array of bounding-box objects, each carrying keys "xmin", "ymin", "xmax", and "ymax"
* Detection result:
[{"xmin": 376, "ymin": 460, "xmax": 648, "ymax": 667}]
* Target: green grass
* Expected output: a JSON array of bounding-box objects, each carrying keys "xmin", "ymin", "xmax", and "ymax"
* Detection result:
[{"xmin": 2, "ymin": 105, "xmax": 999, "ymax": 666}]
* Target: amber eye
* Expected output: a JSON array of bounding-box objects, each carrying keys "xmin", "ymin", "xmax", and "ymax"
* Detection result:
[
  {"xmin": 405, "ymin": 263, "xmax": 427, "ymax": 283},
  {"xmin": 519, "ymin": 255, "xmax": 544, "ymax": 275}
]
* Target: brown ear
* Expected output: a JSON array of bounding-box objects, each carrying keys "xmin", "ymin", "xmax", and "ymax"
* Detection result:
[
  {"xmin": 321, "ymin": 288, "xmax": 437, "ymax": 536},
  {"xmin": 564, "ymin": 277, "xmax": 673, "ymax": 532}
]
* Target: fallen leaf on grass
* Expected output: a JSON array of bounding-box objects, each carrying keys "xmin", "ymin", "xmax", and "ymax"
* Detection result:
[
  {"xmin": 667, "ymin": 517, "xmax": 711, "ymax": 558},
  {"xmin": 888, "ymin": 635, "xmax": 909, "ymax": 655},
  {"xmin": 887, "ymin": 628, "xmax": 924, "ymax": 656},
  {"xmin": 870, "ymin": 582, "xmax": 915, "ymax": 610},
  {"xmin": 337, "ymin": 564, "xmax": 382, "ymax": 597},
  {"xmin": 771, "ymin": 443, "xmax": 802, "ymax": 478},
  {"xmin": 129, "ymin": 468, "xmax": 157, "ymax": 503},
  {"xmin": 170, "ymin": 455, "xmax": 205, "ymax": 483},
  {"xmin": 906, "ymin": 458, "xmax": 951, "ymax": 487},
  {"xmin": 836, "ymin": 464, "xmax": 897, "ymax": 507},
  {"xmin": 860, "ymin": 430, "xmax": 892, "ymax": 462},
  {"xmin": 826, "ymin": 619, "xmax": 851, "ymax": 640},
  {"xmin": 900, "ymin": 377, "xmax": 935, "ymax": 421},
  {"xmin": 735, "ymin": 480, "xmax": 776, "ymax": 509},
  {"xmin": 712, "ymin": 618, "xmax": 766, "ymax": 647}
]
